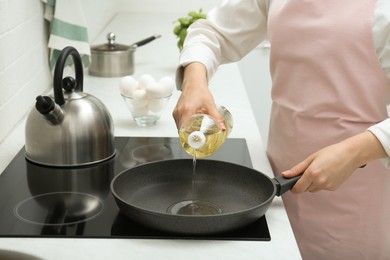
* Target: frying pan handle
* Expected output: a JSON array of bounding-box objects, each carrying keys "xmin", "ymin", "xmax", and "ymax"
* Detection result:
[{"xmin": 273, "ymin": 175, "xmax": 302, "ymax": 196}]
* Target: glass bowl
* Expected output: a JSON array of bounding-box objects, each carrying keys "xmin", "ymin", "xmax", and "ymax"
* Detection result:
[{"xmin": 121, "ymin": 93, "xmax": 171, "ymax": 127}]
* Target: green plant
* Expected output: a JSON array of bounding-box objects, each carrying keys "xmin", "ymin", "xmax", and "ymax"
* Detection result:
[{"xmin": 173, "ymin": 9, "xmax": 206, "ymax": 51}]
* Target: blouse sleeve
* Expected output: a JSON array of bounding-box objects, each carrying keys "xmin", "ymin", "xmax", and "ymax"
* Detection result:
[
  {"xmin": 177, "ymin": 0, "xmax": 269, "ymax": 89},
  {"xmin": 369, "ymin": 0, "xmax": 390, "ymax": 168}
]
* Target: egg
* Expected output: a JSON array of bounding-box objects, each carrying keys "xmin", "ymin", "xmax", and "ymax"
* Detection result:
[
  {"xmin": 131, "ymin": 105, "xmax": 149, "ymax": 117},
  {"xmin": 159, "ymin": 76, "xmax": 175, "ymax": 96},
  {"xmin": 148, "ymin": 99, "xmax": 165, "ymax": 113},
  {"xmin": 145, "ymin": 82, "xmax": 166, "ymax": 98},
  {"xmin": 138, "ymin": 74, "xmax": 156, "ymax": 90},
  {"xmin": 131, "ymin": 89, "xmax": 148, "ymax": 107},
  {"xmin": 119, "ymin": 76, "xmax": 138, "ymax": 96}
]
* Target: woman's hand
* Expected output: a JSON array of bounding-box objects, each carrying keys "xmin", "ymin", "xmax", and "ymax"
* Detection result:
[
  {"xmin": 282, "ymin": 131, "xmax": 387, "ymax": 193},
  {"xmin": 173, "ymin": 62, "xmax": 224, "ymax": 130}
]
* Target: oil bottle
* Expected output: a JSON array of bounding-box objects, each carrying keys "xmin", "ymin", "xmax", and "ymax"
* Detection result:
[{"xmin": 179, "ymin": 106, "xmax": 233, "ymax": 158}]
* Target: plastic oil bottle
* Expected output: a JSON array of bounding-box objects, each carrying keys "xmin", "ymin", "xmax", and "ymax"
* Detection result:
[{"xmin": 179, "ymin": 106, "xmax": 233, "ymax": 158}]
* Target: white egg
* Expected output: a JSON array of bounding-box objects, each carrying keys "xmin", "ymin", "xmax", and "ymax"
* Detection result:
[
  {"xmin": 138, "ymin": 74, "xmax": 156, "ymax": 89},
  {"xmin": 131, "ymin": 89, "xmax": 148, "ymax": 107},
  {"xmin": 148, "ymin": 99, "xmax": 165, "ymax": 113},
  {"xmin": 159, "ymin": 76, "xmax": 175, "ymax": 96},
  {"xmin": 145, "ymin": 82, "xmax": 166, "ymax": 98},
  {"xmin": 119, "ymin": 76, "xmax": 138, "ymax": 96},
  {"xmin": 131, "ymin": 105, "xmax": 149, "ymax": 117}
]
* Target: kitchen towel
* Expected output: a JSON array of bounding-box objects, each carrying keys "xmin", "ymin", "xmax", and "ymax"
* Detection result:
[{"xmin": 42, "ymin": 0, "xmax": 90, "ymax": 69}]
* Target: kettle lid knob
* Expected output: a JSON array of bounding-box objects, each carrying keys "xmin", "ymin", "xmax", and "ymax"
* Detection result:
[{"xmin": 63, "ymin": 77, "xmax": 77, "ymax": 92}]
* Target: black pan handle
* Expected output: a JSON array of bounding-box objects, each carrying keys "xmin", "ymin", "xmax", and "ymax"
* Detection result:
[
  {"xmin": 131, "ymin": 35, "xmax": 161, "ymax": 48},
  {"xmin": 273, "ymin": 174, "xmax": 302, "ymax": 196}
]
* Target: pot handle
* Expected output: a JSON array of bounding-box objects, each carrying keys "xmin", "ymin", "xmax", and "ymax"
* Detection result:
[
  {"xmin": 131, "ymin": 34, "xmax": 161, "ymax": 48},
  {"xmin": 273, "ymin": 174, "xmax": 302, "ymax": 196},
  {"xmin": 53, "ymin": 46, "xmax": 84, "ymax": 106}
]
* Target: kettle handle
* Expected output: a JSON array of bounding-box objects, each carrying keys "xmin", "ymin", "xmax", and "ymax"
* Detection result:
[{"xmin": 53, "ymin": 46, "xmax": 84, "ymax": 106}]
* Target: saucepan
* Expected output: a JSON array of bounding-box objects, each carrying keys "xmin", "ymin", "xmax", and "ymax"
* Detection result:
[
  {"xmin": 89, "ymin": 32, "xmax": 161, "ymax": 77},
  {"xmin": 110, "ymin": 159, "xmax": 300, "ymax": 235}
]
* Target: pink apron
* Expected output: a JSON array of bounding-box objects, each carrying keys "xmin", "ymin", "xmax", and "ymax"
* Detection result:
[{"xmin": 266, "ymin": 0, "xmax": 390, "ymax": 259}]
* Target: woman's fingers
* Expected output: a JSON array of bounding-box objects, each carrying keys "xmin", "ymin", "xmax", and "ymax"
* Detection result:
[{"xmin": 282, "ymin": 157, "xmax": 314, "ymax": 193}]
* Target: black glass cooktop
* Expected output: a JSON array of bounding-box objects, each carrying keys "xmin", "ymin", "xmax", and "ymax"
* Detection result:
[{"xmin": 0, "ymin": 137, "xmax": 270, "ymax": 241}]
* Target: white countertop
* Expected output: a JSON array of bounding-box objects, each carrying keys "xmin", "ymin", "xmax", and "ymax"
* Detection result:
[{"xmin": 0, "ymin": 13, "xmax": 301, "ymax": 260}]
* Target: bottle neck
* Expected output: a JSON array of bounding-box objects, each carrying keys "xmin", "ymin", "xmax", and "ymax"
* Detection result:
[{"xmin": 188, "ymin": 131, "xmax": 206, "ymax": 149}]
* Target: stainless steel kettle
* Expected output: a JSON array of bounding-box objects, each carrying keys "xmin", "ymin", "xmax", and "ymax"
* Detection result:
[{"xmin": 25, "ymin": 46, "xmax": 115, "ymax": 167}]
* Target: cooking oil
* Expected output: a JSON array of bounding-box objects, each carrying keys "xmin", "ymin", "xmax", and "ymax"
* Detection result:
[
  {"xmin": 169, "ymin": 106, "xmax": 232, "ymax": 216},
  {"xmin": 167, "ymin": 199, "xmax": 223, "ymax": 215},
  {"xmin": 178, "ymin": 106, "xmax": 233, "ymax": 158},
  {"xmin": 166, "ymin": 151, "xmax": 224, "ymax": 216}
]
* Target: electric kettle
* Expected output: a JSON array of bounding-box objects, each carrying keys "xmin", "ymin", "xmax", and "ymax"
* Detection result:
[{"xmin": 25, "ymin": 46, "xmax": 115, "ymax": 167}]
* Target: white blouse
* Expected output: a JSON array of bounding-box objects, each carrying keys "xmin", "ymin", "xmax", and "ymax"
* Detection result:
[{"xmin": 178, "ymin": 0, "xmax": 390, "ymax": 166}]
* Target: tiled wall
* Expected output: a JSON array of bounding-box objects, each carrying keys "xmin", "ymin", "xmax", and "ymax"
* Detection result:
[
  {"xmin": 0, "ymin": 0, "xmax": 119, "ymax": 143},
  {"xmin": 0, "ymin": 0, "xmax": 50, "ymax": 143}
]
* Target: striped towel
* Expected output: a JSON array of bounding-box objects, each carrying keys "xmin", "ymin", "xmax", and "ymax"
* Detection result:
[{"xmin": 42, "ymin": 0, "xmax": 90, "ymax": 69}]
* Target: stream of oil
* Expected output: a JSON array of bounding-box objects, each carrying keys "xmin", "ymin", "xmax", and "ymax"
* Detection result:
[{"xmin": 167, "ymin": 151, "xmax": 223, "ymax": 215}]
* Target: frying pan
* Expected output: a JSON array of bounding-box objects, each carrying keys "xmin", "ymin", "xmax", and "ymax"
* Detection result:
[{"xmin": 110, "ymin": 159, "xmax": 300, "ymax": 235}]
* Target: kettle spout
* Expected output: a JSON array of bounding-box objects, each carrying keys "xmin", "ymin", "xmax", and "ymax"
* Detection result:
[{"xmin": 35, "ymin": 95, "xmax": 64, "ymax": 125}]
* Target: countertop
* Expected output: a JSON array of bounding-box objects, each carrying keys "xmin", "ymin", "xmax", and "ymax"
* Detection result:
[{"xmin": 0, "ymin": 13, "xmax": 301, "ymax": 260}]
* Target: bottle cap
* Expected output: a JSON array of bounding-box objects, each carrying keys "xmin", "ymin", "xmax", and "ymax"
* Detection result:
[{"xmin": 188, "ymin": 131, "xmax": 206, "ymax": 149}]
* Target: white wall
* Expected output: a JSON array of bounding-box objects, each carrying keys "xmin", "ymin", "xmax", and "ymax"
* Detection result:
[
  {"xmin": 118, "ymin": 0, "xmax": 221, "ymax": 13},
  {"xmin": 0, "ymin": 0, "xmax": 50, "ymax": 143},
  {"xmin": 82, "ymin": 0, "xmax": 120, "ymax": 42},
  {"xmin": 0, "ymin": 0, "xmax": 119, "ymax": 143}
]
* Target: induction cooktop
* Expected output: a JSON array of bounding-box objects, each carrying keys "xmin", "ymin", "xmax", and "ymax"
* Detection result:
[{"xmin": 0, "ymin": 137, "xmax": 270, "ymax": 241}]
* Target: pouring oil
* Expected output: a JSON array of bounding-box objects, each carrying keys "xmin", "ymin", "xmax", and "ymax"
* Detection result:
[
  {"xmin": 167, "ymin": 106, "xmax": 233, "ymax": 216},
  {"xmin": 166, "ymin": 152, "xmax": 224, "ymax": 215},
  {"xmin": 167, "ymin": 154, "xmax": 222, "ymax": 216}
]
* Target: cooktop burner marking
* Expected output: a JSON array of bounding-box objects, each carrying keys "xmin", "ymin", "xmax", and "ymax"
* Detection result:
[{"xmin": 14, "ymin": 192, "xmax": 104, "ymax": 226}]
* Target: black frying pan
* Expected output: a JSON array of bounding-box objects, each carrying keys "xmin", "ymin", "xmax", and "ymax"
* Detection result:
[{"xmin": 110, "ymin": 159, "xmax": 300, "ymax": 235}]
